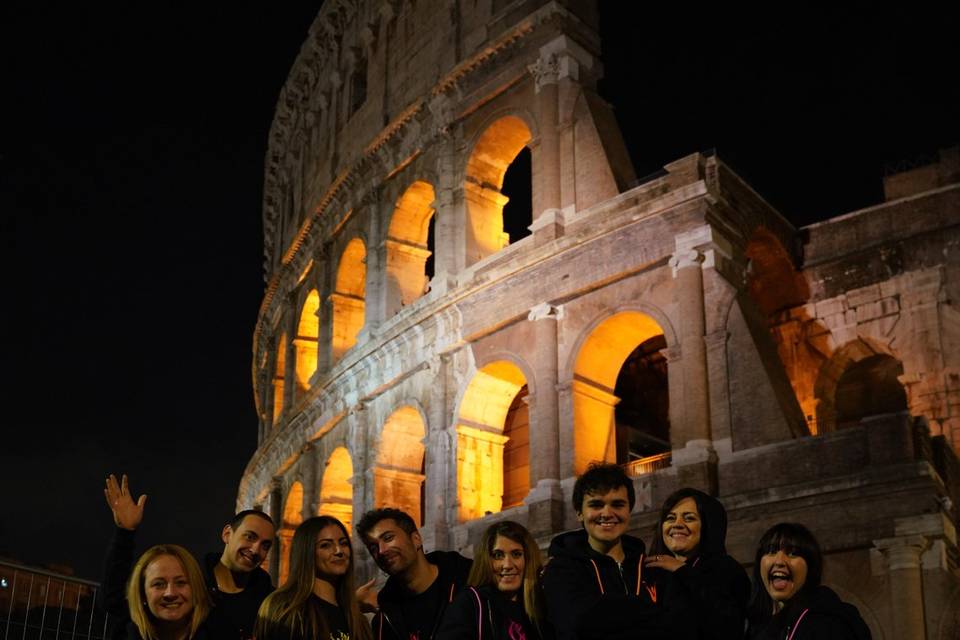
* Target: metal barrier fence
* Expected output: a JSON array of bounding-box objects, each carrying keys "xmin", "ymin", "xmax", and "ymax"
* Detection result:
[
  {"xmin": 623, "ymin": 451, "xmax": 672, "ymax": 477},
  {"xmin": 0, "ymin": 561, "xmax": 109, "ymax": 640}
]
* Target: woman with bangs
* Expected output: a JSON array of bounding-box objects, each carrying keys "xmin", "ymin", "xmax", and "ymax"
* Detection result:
[
  {"xmin": 745, "ymin": 523, "xmax": 871, "ymax": 640},
  {"xmin": 254, "ymin": 516, "xmax": 372, "ymax": 640},
  {"xmin": 436, "ymin": 521, "xmax": 553, "ymax": 640}
]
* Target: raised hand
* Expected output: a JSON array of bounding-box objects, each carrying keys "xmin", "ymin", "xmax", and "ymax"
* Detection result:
[
  {"xmin": 104, "ymin": 474, "xmax": 147, "ymax": 531},
  {"xmin": 356, "ymin": 577, "xmax": 379, "ymax": 613}
]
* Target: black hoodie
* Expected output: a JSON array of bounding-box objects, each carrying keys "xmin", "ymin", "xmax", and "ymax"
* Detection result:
[
  {"xmin": 373, "ymin": 550, "xmax": 472, "ymax": 640},
  {"xmin": 649, "ymin": 490, "xmax": 750, "ymax": 640},
  {"xmin": 747, "ymin": 586, "xmax": 872, "ymax": 640},
  {"xmin": 542, "ymin": 530, "xmax": 661, "ymax": 640}
]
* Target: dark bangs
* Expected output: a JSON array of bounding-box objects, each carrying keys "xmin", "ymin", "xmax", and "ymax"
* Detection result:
[{"xmin": 756, "ymin": 522, "xmax": 822, "ymax": 589}]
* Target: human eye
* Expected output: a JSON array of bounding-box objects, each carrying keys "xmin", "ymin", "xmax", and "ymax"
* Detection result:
[
  {"xmin": 492, "ymin": 550, "xmax": 505, "ymax": 560},
  {"xmin": 149, "ymin": 580, "xmax": 166, "ymax": 590},
  {"xmin": 683, "ymin": 514, "xmax": 698, "ymax": 522},
  {"xmin": 245, "ymin": 532, "xmax": 256, "ymax": 540},
  {"xmin": 175, "ymin": 579, "xmax": 189, "ymax": 587},
  {"xmin": 664, "ymin": 514, "xmax": 676, "ymax": 522},
  {"xmin": 511, "ymin": 550, "xmax": 524, "ymax": 559}
]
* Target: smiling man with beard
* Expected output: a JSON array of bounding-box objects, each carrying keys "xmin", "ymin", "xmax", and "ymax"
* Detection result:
[
  {"xmin": 103, "ymin": 474, "xmax": 276, "ymax": 640},
  {"xmin": 542, "ymin": 463, "xmax": 663, "ymax": 640},
  {"xmin": 356, "ymin": 508, "xmax": 471, "ymax": 640}
]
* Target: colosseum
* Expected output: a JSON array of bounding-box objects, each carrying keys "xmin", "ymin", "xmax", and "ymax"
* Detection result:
[{"xmin": 237, "ymin": 1, "xmax": 960, "ymax": 636}]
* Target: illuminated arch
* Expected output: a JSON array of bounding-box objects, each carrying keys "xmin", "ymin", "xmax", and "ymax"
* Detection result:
[
  {"xmin": 331, "ymin": 239, "xmax": 366, "ymax": 362},
  {"xmin": 744, "ymin": 229, "xmax": 808, "ymax": 317},
  {"xmin": 572, "ymin": 311, "xmax": 667, "ymax": 475},
  {"xmin": 294, "ymin": 290, "xmax": 320, "ymax": 393},
  {"xmin": 464, "ymin": 115, "xmax": 532, "ymax": 264},
  {"xmin": 385, "ymin": 181, "xmax": 436, "ymax": 316},
  {"xmin": 318, "ymin": 447, "xmax": 354, "ymax": 532},
  {"xmin": 278, "ymin": 481, "xmax": 303, "ymax": 585},
  {"xmin": 814, "ymin": 339, "xmax": 906, "ymax": 433},
  {"xmin": 272, "ymin": 332, "xmax": 288, "ymax": 424},
  {"xmin": 455, "ymin": 360, "xmax": 528, "ymax": 520},
  {"xmin": 375, "ymin": 405, "xmax": 426, "ymax": 525}
]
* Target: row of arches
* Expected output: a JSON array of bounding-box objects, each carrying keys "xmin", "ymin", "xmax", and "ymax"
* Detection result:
[{"xmin": 270, "ymin": 114, "xmax": 536, "ymax": 423}]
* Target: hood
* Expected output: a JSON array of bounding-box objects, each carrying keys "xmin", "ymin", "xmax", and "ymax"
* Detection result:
[
  {"xmin": 548, "ymin": 528, "xmax": 646, "ymax": 562},
  {"xmin": 651, "ymin": 488, "xmax": 728, "ymax": 558}
]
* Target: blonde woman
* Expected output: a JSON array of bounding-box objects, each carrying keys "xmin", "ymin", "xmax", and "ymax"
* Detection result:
[
  {"xmin": 124, "ymin": 545, "xmax": 212, "ymax": 640},
  {"xmin": 254, "ymin": 516, "xmax": 372, "ymax": 640}
]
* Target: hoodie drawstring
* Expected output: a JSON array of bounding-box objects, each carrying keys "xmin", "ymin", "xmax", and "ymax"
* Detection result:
[{"xmin": 589, "ymin": 559, "xmax": 605, "ymax": 595}]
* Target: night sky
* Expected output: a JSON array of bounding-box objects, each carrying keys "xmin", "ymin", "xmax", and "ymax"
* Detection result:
[{"xmin": 3, "ymin": 4, "xmax": 957, "ymax": 581}]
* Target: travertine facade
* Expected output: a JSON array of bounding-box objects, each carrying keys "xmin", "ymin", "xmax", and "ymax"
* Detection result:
[{"xmin": 238, "ymin": 1, "xmax": 960, "ymax": 636}]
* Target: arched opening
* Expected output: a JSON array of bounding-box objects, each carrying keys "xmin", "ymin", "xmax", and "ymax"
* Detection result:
[
  {"xmin": 279, "ymin": 481, "xmax": 303, "ymax": 585},
  {"xmin": 386, "ymin": 182, "xmax": 435, "ymax": 316},
  {"xmin": 331, "ymin": 239, "xmax": 366, "ymax": 362},
  {"xmin": 318, "ymin": 447, "xmax": 354, "ymax": 532},
  {"xmin": 835, "ymin": 354, "xmax": 908, "ymax": 428},
  {"xmin": 572, "ymin": 312, "xmax": 669, "ymax": 476},
  {"xmin": 375, "ymin": 406, "xmax": 426, "ymax": 526},
  {"xmin": 502, "ymin": 384, "xmax": 530, "ymax": 509},
  {"xmin": 272, "ymin": 332, "xmax": 287, "ymax": 424},
  {"xmin": 349, "ymin": 57, "xmax": 367, "ymax": 116},
  {"xmin": 294, "ymin": 290, "xmax": 319, "ymax": 396},
  {"xmin": 744, "ymin": 229, "xmax": 809, "ymax": 318},
  {"xmin": 501, "ymin": 148, "xmax": 532, "ymax": 244},
  {"xmin": 464, "ymin": 116, "xmax": 533, "ymax": 265},
  {"xmin": 614, "ymin": 335, "xmax": 670, "ymax": 463},
  {"xmin": 455, "ymin": 361, "xmax": 528, "ymax": 520}
]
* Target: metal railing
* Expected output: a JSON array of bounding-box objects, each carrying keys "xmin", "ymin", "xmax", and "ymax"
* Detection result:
[
  {"xmin": 623, "ymin": 451, "xmax": 672, "ymax": 477},
  {"xmin": 0, "ymin": 561, "xmax": 109, "ymax": 640}
]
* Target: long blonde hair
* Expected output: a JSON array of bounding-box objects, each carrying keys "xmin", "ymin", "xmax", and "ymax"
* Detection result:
[
  {"xmin": 126, "ymin": 545, "xmax": 211, "ymax": 640},
  {"xmin": 254, "ymin": 516, "xmax": 372, "ymax": 640},
  {"xmin": 467, "ymin": 521, "xmax": 546, "ymax": 634}
]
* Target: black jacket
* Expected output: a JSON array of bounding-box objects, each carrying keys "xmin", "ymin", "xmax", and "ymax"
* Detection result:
[
  {"xmin": 435, "ymin": 584, "xmax": 551, "ymax": 640},
  {"xmin": 102, "ymin": 528, "xmax": 274, "ymax": 640},
  {"xmin": 747, "ymin": 586, "xmax": 872, "ymax": 640},
  {"xmin": 649, "ymin": 490, "xmax": 750, "ymax": 640},
  {"xmin": 373, "ymin": 550, "xmax": 472, "ymax": 640},
  {"xmin": 542, "ymin": 530, "xmax": 661, "ymax": 640}
]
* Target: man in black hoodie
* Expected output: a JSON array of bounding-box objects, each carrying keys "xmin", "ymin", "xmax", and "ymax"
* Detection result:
[
  {"xmin": 357, "ymin": 507, "xmax": 471, "ymax": 640},
  {"xmin": 542, "ymin": 463, "xmax": 661, "ymax": 640}
]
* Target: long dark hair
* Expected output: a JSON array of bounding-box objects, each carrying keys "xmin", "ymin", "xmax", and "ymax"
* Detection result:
[
  {"xmin": 746, "ymin": 523, "xmax": 823, "ymax": 636},
  {"xmin": 254, "ymin": 516, "xmax": 372, "ymax": 640},
  {"xmin": 649, "ymin": 487, "xmax": 728, "ymax": 559}
]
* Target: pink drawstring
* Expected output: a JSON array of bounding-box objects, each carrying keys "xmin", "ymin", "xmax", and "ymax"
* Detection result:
[
  {"xmin": 469, "ymin": 587, "xmax": 483, "ymax": 640},
  {"xmin": 786, "ymin": 608, "xmax": 810, "ymax": 640}
]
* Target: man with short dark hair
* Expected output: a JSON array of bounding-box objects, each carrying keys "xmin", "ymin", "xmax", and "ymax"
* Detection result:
[
  {"xmin": 103, "ymin": 474, "xmax": 276, "ymax": 640},
  {"xmin": 357, "ymin": 507, "xmax": 471, "ymax": 640},
  {"xmin": 542, "ymin": 463, "xmax": 661, "ymax": 640}
]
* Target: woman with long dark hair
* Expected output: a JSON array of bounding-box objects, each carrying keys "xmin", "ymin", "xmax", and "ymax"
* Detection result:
[
  {"xmin": 644, "ymin": 488, "xmax": 750, "ymax": 639},
  {"xmin": 745, "ymin": 523, "xmax": 871, "ymax": 639},
  {"xmin": 436, "ymin": 520, "xmax": 552, "ymax": 640},
  {"xmin": 254, "ymin": 516, "xmax": 372, "ymax": 640}
]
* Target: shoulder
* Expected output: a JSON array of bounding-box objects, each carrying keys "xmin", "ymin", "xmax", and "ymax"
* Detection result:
[
  {"xmin": 803, "ymin": 587, "xmax": 871, "ymax": 638},
  {"xmin": 427, "ymin": 550, "xmax": 472, "ymax": 582}
]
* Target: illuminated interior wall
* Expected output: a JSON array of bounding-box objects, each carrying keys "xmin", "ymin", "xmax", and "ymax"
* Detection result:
[
  {"xmin": 272, "ymin": 333, "xmax": 288, "ymax": 424},
  {"xmin": 294, "ymin": 290, "xmax": 320, "ymax": 396},
  {"xmin": 501, "ymin": 386, "xmax": 530, "ymax": 509},
  {"xmin": 572, "ymin": 312, "xmax": 666, "ymax": 475},
  {"xmin": 456, "ymin": 361, "xmax": 527, "ymax": 520},
  {"xmin": 464, "ymin": 116, "xmax": 532, "ymax": 265},
  {"xmin": 318, "ymin": 446, "xmax": 354, "ymax": 532},
  {"xmin": 331, "ymin": 239, "xmax": 366, "ymax": 362},
  {"xmin": 386, "ymin": 182, "xmax": 435, "ymax": 316},
  {"xmin": 278, "ymin": 481, "xmax": 304, "ymax": 585},
  {"xmin": 375, "ymin": 405, "xmax": 426, "ymax": 526}
]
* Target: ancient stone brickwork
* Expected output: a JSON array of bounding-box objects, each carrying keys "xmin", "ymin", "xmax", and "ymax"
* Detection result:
[{"xmin": 240, "ymin": 1, "xmax": 959, "ymax": 636}]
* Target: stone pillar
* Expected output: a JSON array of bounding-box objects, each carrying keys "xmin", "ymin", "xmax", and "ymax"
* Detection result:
[
  {"xmin": 301, "ymin": 443, "xmax": 318, "ymax": 516},
  {"xmin": 669, "ymin": 247, "xmax": 711, "ymax": 444},
  {"xmin": 525, "ymin": 303, "xmax": 563, "ymax": 533},
  {"xmin": 317, "ymin": 242, "xmax": 335, "ymax": 374},
  {"xmin": 874, "ymin": 535, "xmax": 929, "ymax": 639},
  {"xmin": 528, "ymin": 52, "xmax": 563, "ymax": 245},
  {"xmin": 423, "ymin": 353, "xmax": 455, "ymax": 550},
  {"xmin": 282, "ymin": 299, "xmax": 298, "ymax": 413},
  {"xmin": 267, "ymin": 477, "xmax": 283, "ymax": 582}
]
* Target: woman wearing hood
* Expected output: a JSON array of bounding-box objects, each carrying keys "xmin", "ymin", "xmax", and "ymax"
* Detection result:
[
  {"xmin": 745, "ymin": 523, "xmax": 871, "ymax": 640},
  {"xmin": 644, "ymin": 488, "xmax": 750, "ymax": 640}
]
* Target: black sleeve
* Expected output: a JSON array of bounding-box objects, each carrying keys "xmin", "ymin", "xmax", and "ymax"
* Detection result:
[
  {"xmin": 668, "ymin": 556, "xmax": 751, "ymax": 640},
  {"xmin": 435, "ymin": 588, "xmax": 481, "ymax": 640},
  {"xmin": 542, "ymin": 558, "xmax": 662, "ymax": 640},
  {"xmin": 102, "ymin": 527, "xmax": 136, "ymax": 619}
]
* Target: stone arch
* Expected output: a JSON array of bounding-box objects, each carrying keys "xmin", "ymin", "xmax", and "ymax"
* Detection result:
[
  {"xmin": 278, "ymin": 481, "xmax": 304, "ymax": 585},
  {"xmin": 294, "ymin": 290, "xmax": 320, "ymax": 394},
  {"xmin": 272, "ymin": 332, "xmax": 288, "ymax": 424},
  {"xmin": 571, "ymin": 310, "xmax": 670, "ymax": 475},
  {"xmin": 318, "ymin": 446, "xmax": 354, "ymax": 532},
  {"xmin": 454, "ymin": 360, "xmax": 529, "ymax": 520},
  {"xmin": 744, "ymin": 228, "xmax": 809, "ymax": 318},
  {"xmin": 814, "ymin": 338, "xmax": 906, "ymax": 433},
  {"xmin": 331, "ymin": 238, "xmax": 366, "ymax": 362},
  {"xmin": 385, "ymin": 181, "xmax": 436, "ymax": 316},
  {"xmin": 374, "ymin": 405, "xmax": 426, "ymax": 526},
  {"xmin": 463, "ymin": 114, "xmax": 534, "ymax": 265}
]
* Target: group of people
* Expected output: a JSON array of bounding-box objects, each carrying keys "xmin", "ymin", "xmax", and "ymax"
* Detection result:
[{"xmin": 102, "ymin": 464, "xmax": 871, "ymax": 640}]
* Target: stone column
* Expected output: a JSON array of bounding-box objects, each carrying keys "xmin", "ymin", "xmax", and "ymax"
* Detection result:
[
  {"xmin": 423, "ymin": 353, "xmax": 455, "ymax": 551},
  {"xmin": 301, "ymin": 443, "xmax": 318, "ymax": 516},
  {"xmin": 267, "ymin": 477, "xmax": 283, "ymax": 582},
  {"xmin": 874, "ymin": 535, "xmax": 929, "ymax": 639},
  {"xmin": 528, "ymin": 53, "xmax": 563, "ymax": 245},
  {"xmin": 282, "ymin": 299, "xmax": 298, "ymax": 413},
  {"xmin": 669, "ymin": 247, "xmax": 711, "ymax": 445},
  {"xmin": 317, "ymin": 243, "xmax": 335, "ymax": 374}
]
